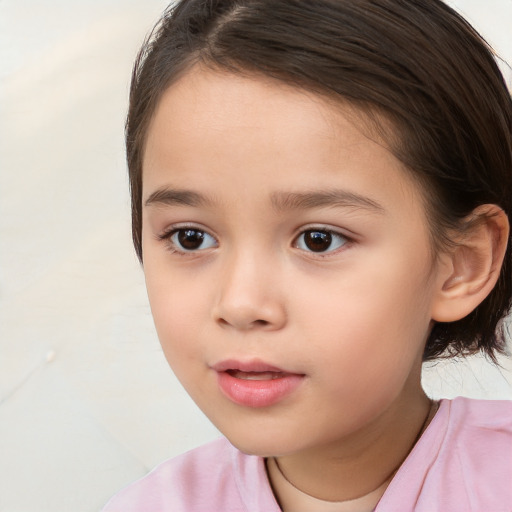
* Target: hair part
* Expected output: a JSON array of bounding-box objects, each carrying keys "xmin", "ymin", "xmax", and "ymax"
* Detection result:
[{"xmin": 127, "ymin": 0, "xmax": 512, "ymax": 362}]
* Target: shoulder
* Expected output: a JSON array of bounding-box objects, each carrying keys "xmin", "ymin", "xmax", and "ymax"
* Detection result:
[
  {"xmin": 379, "ymin": 397, "xmax": 512, "ymax": 512},
  {"xmin": 101, "ymin": 437, "xmax": 251, "ymax": 512},
  {"xmin": 424, "ymin": 397, "xmax": 512, "ymax": 511},
  {"xmin": 444, "ymin": 396, "xmax": 512, "ymax": 454},
  {"xmin": 442, "ymin": 396, "xmax": 512, "ymax": 474},
  {"xmin": 448, "ymin": 394, "xmax": 512, "ymax": 422}
]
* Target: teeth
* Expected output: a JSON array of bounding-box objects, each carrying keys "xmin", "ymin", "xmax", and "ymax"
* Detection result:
[{"xmin": 230, "ymin": 371, "xmax": 282, "ymax": 381}]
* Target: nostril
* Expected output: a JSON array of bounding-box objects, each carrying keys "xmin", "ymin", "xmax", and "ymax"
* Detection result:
[
  {"xmin": 216, "ymin": 317, "xmax": 271, "ymax": 330},
  {"xmin": 213, "ymin": 298, "xmax": 287, "ymax": 331}
]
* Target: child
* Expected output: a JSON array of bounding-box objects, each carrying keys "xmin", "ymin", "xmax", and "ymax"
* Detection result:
[{"xmin": 104, "ymin": 0, "xmax": 512, "ymax": 510}]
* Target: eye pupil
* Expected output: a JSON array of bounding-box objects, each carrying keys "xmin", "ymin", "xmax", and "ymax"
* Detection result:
[
  {"xmin": 178, "ymin": 229, "xmax": 204, "ymax": 250},
  {"xmin": 304, "ymin": 231, "xmax": 332, "ymax": 252}
]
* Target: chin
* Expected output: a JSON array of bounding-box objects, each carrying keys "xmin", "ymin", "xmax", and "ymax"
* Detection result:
[
  {"xmin": 218, "ymin": 427, "xmax": 305, "ymax": 458},
  {"xmin": 228, "ymin": 439, "xmax": 285, "ymax": 458}
]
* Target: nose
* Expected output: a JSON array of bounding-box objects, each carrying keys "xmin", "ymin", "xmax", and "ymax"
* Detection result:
[{"xmin": 212, "ymin": 251, "xmax": 287, "ymax": 332}]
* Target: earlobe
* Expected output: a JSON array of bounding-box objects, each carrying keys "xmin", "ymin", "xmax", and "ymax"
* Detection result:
[{"xmin": 431, "ymin": 205, "xmax": 509, "ymax": 323}]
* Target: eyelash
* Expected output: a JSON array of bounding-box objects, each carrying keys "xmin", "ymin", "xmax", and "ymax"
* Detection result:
[
  {"xmin": 157, "ymin": 225, "xmax": 352, "ymax": 256},
  {"xmin": 293, "ymin": 227, "xmax": 350, "ymax": 256},
  {"xmin": 157, "ymin": 224, "xmax": 218, "ymax": 255}
]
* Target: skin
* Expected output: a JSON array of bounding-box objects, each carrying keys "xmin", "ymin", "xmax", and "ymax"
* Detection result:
[{"xmin": 141, "ymin": 67, "xmax": 452, "ymax": 504}]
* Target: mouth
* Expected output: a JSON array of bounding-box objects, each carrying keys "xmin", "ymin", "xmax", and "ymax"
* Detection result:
[
  {"xmin": 212, "ymin": 359, "xmax": 304, "ymax": 408},
  {"xmin": 226, "ymin": 370, "xmax": 285, "ymax": 381}
]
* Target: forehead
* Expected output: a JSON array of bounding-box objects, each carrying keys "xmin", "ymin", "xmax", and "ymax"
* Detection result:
[
  {"xmin": 145, "ymin": 67, "xmax": 342, "ymax": 161},
  {"xmin": 142, "ymin": 66, "xmax": 424, "ymax": 216}
]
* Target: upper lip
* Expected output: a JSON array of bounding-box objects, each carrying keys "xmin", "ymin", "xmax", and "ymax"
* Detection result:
[{"xmin": 212, "ymin": 359, "xmax": 294, "ymax": 374}]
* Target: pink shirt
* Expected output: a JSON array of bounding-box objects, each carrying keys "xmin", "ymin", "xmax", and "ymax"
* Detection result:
[{"xmin": 103, "ymin": 397, "xmax": 512, "ymax": 511}]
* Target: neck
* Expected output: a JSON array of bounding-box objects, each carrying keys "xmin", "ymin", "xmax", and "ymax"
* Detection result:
[{"xmin": 268, "ymin": 385, "xmax": 432, "ymax": 504}]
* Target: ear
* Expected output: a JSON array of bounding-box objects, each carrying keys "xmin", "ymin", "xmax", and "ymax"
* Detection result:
[{"xmin": 431, "ymin": 204, "xmax": 509, "ymax": 323}]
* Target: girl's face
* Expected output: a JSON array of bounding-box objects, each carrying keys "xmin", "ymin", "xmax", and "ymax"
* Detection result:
[{"xmin": 141, "ymin": 68, "xmax": 443, "ymax": 457}]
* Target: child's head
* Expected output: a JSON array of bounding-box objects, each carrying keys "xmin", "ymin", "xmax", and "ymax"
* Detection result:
[{"xmin": 128, "ymin": 0, "xmax": 511, "ymax": 367}]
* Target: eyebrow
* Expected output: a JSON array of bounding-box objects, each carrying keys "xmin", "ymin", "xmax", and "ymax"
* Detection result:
[
  {"xmin": 270, "ymin": 189, "xmax": 385, "ymax": 214},
  {"xmin": 144, "ymin": 188, "xmax": 214, "ymax": 208},
  {"xmin": 144, "ymin": 186, "xmax": 385, "ymax": 214}
]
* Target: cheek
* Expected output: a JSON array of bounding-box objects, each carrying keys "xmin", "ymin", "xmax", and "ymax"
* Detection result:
[
  {"xmin": 144, "ymin": 261, "xmax": 207, "ymax": 358},
  {"xmin": 292, "ymin": 251, "xmax": 433, "ymax": 383}
]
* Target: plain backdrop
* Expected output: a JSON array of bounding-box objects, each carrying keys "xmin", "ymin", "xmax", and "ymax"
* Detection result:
[{"xmin": 0, "ymin": 1, "xmax": 511, "ymax": 511}]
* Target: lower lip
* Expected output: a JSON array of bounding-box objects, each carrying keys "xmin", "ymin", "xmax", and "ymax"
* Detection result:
[{"xmin": 217, "ymin": 371, "xmax": 304, "ymax": 408}]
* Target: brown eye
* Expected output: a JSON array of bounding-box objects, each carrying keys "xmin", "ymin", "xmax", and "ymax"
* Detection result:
[
  {"xmin": 170, "ymin": 228, "xmax": 217, "ymax": 252},
  {"xmin": 178, "ymin": 229, "xmax": 204, "ymax": 250},
  {"xmin": 303, "ymin": 231, "xmax": 332, "ymax": 252},
  {"xmin": 296, "ymin": 229, "xmax": 347, "ymax": 253}
]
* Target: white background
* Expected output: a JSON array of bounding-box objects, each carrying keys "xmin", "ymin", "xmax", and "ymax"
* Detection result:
[{"xmin": 1, "ymin": 1, "xmax": 511, "ymax": 511}]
